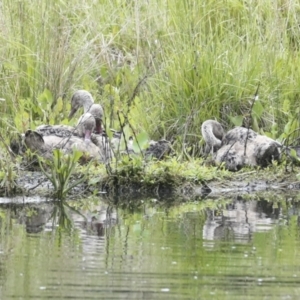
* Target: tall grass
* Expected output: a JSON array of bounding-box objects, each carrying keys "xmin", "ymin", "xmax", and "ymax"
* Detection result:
[{"xmin": 1, "ymin": 0, "xmax": 300, "ymax": 152}]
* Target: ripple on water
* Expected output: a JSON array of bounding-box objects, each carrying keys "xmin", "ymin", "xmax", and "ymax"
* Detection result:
[{"xmin": 0, "ymin": 196, "xmax": 300, "ymax": 299}]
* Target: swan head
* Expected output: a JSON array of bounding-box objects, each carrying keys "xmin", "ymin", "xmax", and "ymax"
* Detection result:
[
  {"xmin": 77, "ymin": 113, "xmax": 96, "ymax": 142},
  {"xmin": 69, "ymin": 90, "xmax": 94, "ymax": 120},
  {"xmin": 23, "ymin": 130, "xmax": 54, "ymax": 159},
  {"xmin": 88, "ymin": 104, "xmax": 104, "ymax": 134},
  {"xmin": 201, "ymin": 120, "xmax": 224, "ymax": 154},
  {"xmin": 24, "ymin": 130, "xmax": 45, "ymax": 149}
]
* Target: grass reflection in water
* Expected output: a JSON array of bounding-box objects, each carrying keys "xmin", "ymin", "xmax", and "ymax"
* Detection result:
[{"xmin": 0, "ymin": 194, "xmax": 300, "ymax": 299}]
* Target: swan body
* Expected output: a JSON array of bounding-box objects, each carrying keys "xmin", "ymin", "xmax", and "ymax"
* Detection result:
[
  {"xmin": 90, "ymin": 134, "xmax": 113, "ymax": 162},
  {"xmin": 29, "ymin": 130, "xmax": 112, "ymax": 163},
  {"xmin": 201, "ymin": 120, "xmax": 281, "ymax": 171},
  {"xmin": 35, "ymin": 112, "xmax": 113, "ymax": 162},
  {"xmin": 115, "ymin": 136, "xmax": 168, "ymax": 158},
  {"xmin": 144, "ymin": 139, "xmax": 172, "ymax": 159},
  {"xmin": 69, "ymin": 90, "xmax": 104, "ymax": 134},
  {"xmin": 36, "ymin": 112, "xmax": 96, "ymax": 141},
  {"xmin": 24, "ymin": 130, "xmax": 102, "ymax": 161},
  {"xmin": 13, "ymin": 91, "xmax": 110, "ymax": 162}
]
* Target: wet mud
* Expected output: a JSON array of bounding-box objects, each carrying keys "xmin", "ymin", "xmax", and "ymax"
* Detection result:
[{"xmin": 1, "ymin": 168, "xmax": 298, "ymax": 204}]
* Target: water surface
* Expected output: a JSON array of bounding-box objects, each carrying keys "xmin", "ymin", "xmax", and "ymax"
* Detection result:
[{"xmin": 0, "ymin": 193, "xmax": 300, "ymax": 299}]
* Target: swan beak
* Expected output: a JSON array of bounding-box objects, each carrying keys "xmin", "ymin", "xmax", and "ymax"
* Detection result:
[
  {"xmin": 84, "ymin": 130, "xmax": 92, "ymax": 143},
  {"xmin": 68, "ymin": 108, "xmax": 76, "ymax": 120},
  {"xmin": 95, "ymin": 119, "xmax": 102, "ymax": 134}
]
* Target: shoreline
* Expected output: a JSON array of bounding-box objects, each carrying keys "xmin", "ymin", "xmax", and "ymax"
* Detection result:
[{"xmin": 2, "ymin": 162, "xmax": 300, "ymax": 202}]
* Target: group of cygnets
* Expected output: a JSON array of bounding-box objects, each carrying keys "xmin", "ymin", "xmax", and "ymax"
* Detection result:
[
  {"xmin": 19, "ymin": 90, "xmax": 171, "ymax": 163},
  {"xmin": 201, "ymin": 120, "xmax": 283, "ymax": 171},
  {"xmin": 13, "ymin": 89, "xmax": 290, "ymax": 171}
]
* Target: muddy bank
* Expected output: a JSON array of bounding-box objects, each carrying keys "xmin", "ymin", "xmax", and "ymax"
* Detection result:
[
  {"xmin": 4, "ymin": 168, "xmax": 300, "ymax": 202},
  {"xmin": 196, "ymin": 169, "xmax": 300, "ymax": 199}
]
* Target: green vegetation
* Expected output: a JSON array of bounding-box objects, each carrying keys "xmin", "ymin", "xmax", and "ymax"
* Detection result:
[
  {"xmin": 38, "ymin": 149, "xmax": 87, "ymax": 200},
  {"xmin": 1, "ymin": 0, "xmax": 300, "ymax": 198},
  {"xmin": 91, "ymin": 156, "xmax": 231, "ymax": 196},
  {"xmin": 2, "ymin": 0, "xmax": 300, "ymax": 143},
  {"xmin": 0, "ymin": 151, "xmax": 21, "ymax": 196}
]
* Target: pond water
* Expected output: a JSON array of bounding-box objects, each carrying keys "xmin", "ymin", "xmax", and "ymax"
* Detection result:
[{"xmin": 0, "ymin": 192, "xmax": 300, "ymax": 299}]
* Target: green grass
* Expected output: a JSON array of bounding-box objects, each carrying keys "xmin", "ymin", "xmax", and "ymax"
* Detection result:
[
  {"xmin": 1, "ymin": 0, "xmax": 300, "ymax": 139},
  {"xmin": 1, "ymin": 0, "xmax": 300, "ymax": 196}
]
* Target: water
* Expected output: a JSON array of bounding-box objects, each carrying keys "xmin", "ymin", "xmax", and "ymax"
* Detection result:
[{"xmin": 0, "ymin": 193, "xmax": 300, "ymax": 299}]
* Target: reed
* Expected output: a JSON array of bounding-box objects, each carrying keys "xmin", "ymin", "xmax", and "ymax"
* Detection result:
[{"xmin": 0, "ymin": 0, "xmax": 299, "ymax": 154}]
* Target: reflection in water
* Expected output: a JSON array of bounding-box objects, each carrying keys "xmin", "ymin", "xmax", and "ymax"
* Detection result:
[
  {"xmin": 14, "ymin": 200, "xmax": 118, "ymax": 236},
  {"xmin": 15, "ymin": 204, "xmax": 53, "ymax": 233},
  {"xmin": 1, "ymin": 195, "xmax": 300, "ymax": 299},
  {"xmin": 203, "ymin": 199, "xmax": 281, "ymax": 244},
  {"xmin": 77, "ymin": 205, "xmax": 117, "ymax": 237}
]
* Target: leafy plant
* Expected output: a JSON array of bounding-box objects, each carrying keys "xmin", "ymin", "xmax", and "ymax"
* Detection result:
[
  {"xmin": 0, "ymin": 131, "xmax": 22, "ymax": 196},
  {"xmin": 0, "ymin": 153, "xmax": 21, "ymax": 196},
  {"xmin": 39, "ymin": 149, "xmax": 87, "ymax": 200},
  {"xmin": 2, "ymin": 0, "xmax": 300, "ymax": 165}
]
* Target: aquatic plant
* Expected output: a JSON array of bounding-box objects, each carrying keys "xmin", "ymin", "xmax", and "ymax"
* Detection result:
[
  {"xmin": 39, "ymin": 149, "xmax": 87, "ymax": 200},
  {"xmin": 0, "ymin": 132, "xmax": 22, "ymax": 196},
  {"xmin": 0, "ymin": 153, "xmax": 21, "ymax": 196}
]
